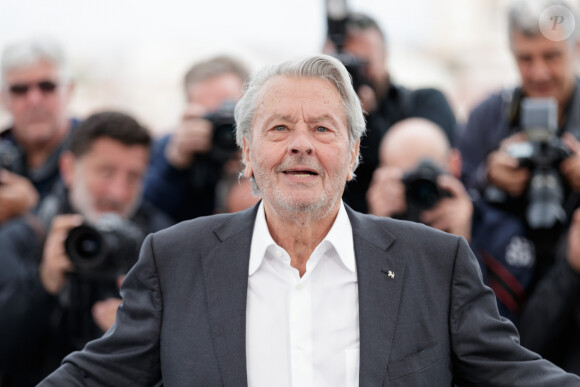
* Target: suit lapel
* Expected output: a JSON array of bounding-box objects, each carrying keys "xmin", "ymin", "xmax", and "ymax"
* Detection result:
[
  {"xmin": 200, "ymin": 204, "xmax": 406, "ymax": 386},
  {"xmin": 201, "ymin": 206, "xmax": 258, "ymax": 387},
  {"xmin": 347, "ymin": 208, "xmax": 406, "ymax": 386}
]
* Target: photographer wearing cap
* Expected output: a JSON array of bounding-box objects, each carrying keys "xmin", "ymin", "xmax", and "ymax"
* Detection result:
[
  {"xmin": 144, "ymin": 55, "xmax": 249, "ymax": 222},
  {"xmin": 324, "ymin": 11, "xmax": 456, "ymax": 213},
  {"xmin": 458, "ymin": 0, "xmax": 580, "ymax": 295},
  {"xmin": 0, "ymin": 37, "xmax": 79, "ymax": 219},
  {"xmin": 0, "ymin": 111, "xmax": 171, "ymax": 387}
]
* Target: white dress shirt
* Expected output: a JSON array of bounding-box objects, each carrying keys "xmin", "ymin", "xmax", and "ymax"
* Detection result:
[{"xmin": 246, "ymin": 201, "xmax": 359, "ymax": 387}]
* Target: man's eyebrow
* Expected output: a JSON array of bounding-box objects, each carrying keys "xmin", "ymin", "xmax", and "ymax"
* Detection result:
[
  {"xmin": 261, "ymin": 113, "xmax": 343, "ymax": 128},
  {"xmin": 306, "ymin": 114, "xmax": 342, "ymax": 126},
  {"xmin": 261, "ymin": 113, "xmax": 297, "ymax": 127}
]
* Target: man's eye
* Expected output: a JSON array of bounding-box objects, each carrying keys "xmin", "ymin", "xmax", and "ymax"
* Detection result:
[
  {"xmin": 274, "ymin": 125, "xmax": 286, "ymax": 131},
  {"xmin": 316, "ymin": 126, "xmax": 329, "ymax": 132}
]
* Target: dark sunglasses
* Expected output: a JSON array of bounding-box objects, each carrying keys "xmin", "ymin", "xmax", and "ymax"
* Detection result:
[{"xmin": 8, "ymin": 80, "xmax": 58, "ymax": 95}]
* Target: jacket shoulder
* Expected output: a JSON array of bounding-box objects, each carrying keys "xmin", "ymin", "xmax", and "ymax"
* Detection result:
[
  {"xmin": 348, "ymin": 209, "xmax": 462, "ymax": 251},
  {"xmin": 150, "ymin": 206, "xmax": 256, "ymax": 248}
]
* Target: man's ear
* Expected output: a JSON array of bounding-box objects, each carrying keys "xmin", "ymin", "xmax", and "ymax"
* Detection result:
[
  {"xmin": 59, "ymin": 151, "xmax": 76, "ymax": 189},
  {"xmin": 347, "ymin": 139, "xmax": 361, "ymax": 181},
  {"xmin": 242, "ymin": 137, "xmax": 253, "ymax": 179}
]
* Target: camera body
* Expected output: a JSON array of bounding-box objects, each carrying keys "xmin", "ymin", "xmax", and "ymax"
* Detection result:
[
  {"xmin": 402, "ymin": 159, "xmax": 450, "ymax": 217},
  {"xmin": 204, "ymin": 100, "xmax": 239, "ymax": 164},
  {"xmin": 332, "ymin": 52, "xmax": 372, "ymax": 94},
  {"xmin": 506, "ymin": 97, "xmax": 571, "ymax": 229},
  {"xmin": 65, "ymin": 213, "xmax": 145, "ymax": 280},
  {"xmin": 325, "ymin": 1, "xmax": 373, "ymax": 93}
]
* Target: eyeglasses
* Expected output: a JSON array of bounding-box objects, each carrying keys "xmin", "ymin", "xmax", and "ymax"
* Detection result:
[{"xmin": 7, "ymin": 80, "xmax": 59, "ymax": 96}]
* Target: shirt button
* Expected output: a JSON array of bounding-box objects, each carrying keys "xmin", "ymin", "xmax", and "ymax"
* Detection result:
[
  {"xmin": 296, "ymin": 283, "xmax": 303, "ymax": 290},
  {"xmin": 297, "ymin": 342, "xmax": 305, "ymax": 350}
]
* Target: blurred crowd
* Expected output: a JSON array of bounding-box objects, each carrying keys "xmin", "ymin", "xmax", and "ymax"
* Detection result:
[{"xmin": 2, "ymin": 0, "xmax": 580, "ymax": 385}]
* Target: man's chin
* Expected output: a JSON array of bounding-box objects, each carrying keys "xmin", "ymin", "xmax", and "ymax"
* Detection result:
[
  {"xmin": 21, "ymin": 123, "xmax": 57, "ymax": 144},
  {"xmin": 96, "ymin": 209, "xmax": 126, "ymax": 218},
  {"xmin": 524, "ymin": 86, "xmax": 556, "ymax": 99}
]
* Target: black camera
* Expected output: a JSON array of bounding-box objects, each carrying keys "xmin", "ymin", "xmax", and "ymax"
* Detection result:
[
  {"xmin": 204, "ymin": 100, "xmax": 239, "ymax": 164},
  {"xmin": 402, "ymin": 159, "xmax": 450, "ymax": 216},
  {"xmin": 65, "ymin": 213, "xmax": 145, "ymax": 279},
  {"xmin": 506, "ymin": 97, "xmax": 571, "ymax": 229},
  {"xmin": 0, "ymin": 140, "xmax": 18, "ymax": 172},
  {"xmin": 326, "ymin": 1, "xmax": 373, "ymax": 93}
]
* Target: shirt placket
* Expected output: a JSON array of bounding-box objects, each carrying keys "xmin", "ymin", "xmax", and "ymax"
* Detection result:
[{"xmin": 289, "ymin": 275, "xmax": 313, "ymax": 387}]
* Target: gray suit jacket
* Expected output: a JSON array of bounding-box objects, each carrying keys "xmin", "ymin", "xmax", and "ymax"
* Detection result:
[{"xmin": 40, "ymin": 204, "xmax": 580, "ymax": 386}]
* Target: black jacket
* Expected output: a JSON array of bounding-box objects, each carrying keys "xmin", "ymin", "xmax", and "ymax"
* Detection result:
[{"xmin": 0, "ymin": 189, "xmax": 172, "ymax": 387}]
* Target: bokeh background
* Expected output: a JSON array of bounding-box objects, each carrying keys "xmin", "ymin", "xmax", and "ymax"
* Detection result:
[{"xmin": 1, "ymin": 0, "xmax": 573, "ymax": 136}]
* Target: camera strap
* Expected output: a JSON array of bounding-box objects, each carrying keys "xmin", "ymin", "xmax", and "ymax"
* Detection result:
[{"xmin": 501, "ymin": 86, "xmax": 523, "ymax": 135}]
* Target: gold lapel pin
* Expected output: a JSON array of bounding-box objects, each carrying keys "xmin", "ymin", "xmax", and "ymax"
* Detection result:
[{"xmin": 387, "ymin": 271, "xmax": 395, "ymax": 279}]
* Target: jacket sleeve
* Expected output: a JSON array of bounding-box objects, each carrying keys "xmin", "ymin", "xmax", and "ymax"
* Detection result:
[
  {"xmin": 0, "ymin": 218, "xmax": 57, "ymax": 363},
  {"xmin": 519, "ymin": 258, "xmax": 580, "ymax": 356},
  {"xmin": 449, "ymin": 237, "xmax": 580, "ymax": 386},
  {"xmin": 142, "ymin": 135, "xmax": 189, "ymax": 222},
  {"xmin": 39, "ymin": 234, "xmax": 163, "ymax": 387}
]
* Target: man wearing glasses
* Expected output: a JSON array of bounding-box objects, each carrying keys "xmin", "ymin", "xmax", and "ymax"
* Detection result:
[{"xmin": 0, "ymin": 37, "xmax": 78, "ymax": 224}]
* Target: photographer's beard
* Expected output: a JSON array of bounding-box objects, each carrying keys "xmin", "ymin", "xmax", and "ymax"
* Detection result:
[{"xmin": 68, "ymin": 168, "xmax": 141, "ymax": 224}]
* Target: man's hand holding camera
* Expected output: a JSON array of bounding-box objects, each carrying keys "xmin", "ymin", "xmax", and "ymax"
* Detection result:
[
  {"xmin": 486, "ymin": 132, "xmax": 530, "ymax": 197},
  {"xmin": 39, "ymin": 214, "xmax": 83, "ymax": 295},
  {"xmin": 92, "ymin": 274, "xmax": 124, "ymax": 332},
  {"xmin": 40, "ymin": 214, "xmax": 124, "ymax": 332},
  {"xmin": 366, "ymin": 166, "xmax": 406, "ymax": 217},
  {"xmin": 0, "ymin": 169, "xmax": 39, "ymax": 224},
  {"xmin": 165, "ymin": 103, "xmax": 212, "ymax": 169},
  {"xmin": 367, "ymin": 165, "xmax": 473, "ymax": 240},
  {"xmin": 420, "ymin": 174, "xmax": 473, "ymax": 241}
]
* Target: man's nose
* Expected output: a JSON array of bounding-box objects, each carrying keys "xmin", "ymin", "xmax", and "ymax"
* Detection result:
[
  {"xmin": 105, "ymin": 176, "xmax": 132, "ymax": 204},
  {"xmin": 288, "ymin": 130, "xmax": 314, "ymax": 156},
  {"xmin": 529, "ymin": 58, "xmax": 550, "ymax": 81},
  {"xmin": 24, "ymin": 86, "xmax": 44, "ymax": 105}
]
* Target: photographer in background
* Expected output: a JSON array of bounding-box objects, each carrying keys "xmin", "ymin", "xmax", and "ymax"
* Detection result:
[
  {"xmin": 324, "ymin": 11, "xmax": 456, "ymax": 213},
  {"xmin": 369, "ymin": 118, "xmax": 535, "ymax": 323},
  {"xmin": 0, "ymin": 37, "xmax": 79, "ymax": 215},
  {"xmin": 0, "ymin": 111, "xmax": 171, "ymax": 387},
  {"xmin": 457, "ymin": 0, "xmax": 580, "ymax": 293},
  {"xmin": 144, "ymin": 55, "xmax": 249, "ymax": 223},
  {"xmin": 367, "ymin": 118, "xmax": 471, "ymax": 238}
]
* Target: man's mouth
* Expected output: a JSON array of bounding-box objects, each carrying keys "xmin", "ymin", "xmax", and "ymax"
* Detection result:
[{"xmin": 283, "ymin": 169, "xmax": 319, "ymax": 177}]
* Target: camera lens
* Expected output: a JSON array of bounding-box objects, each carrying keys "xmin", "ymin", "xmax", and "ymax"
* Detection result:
[
  {"xmin": 407, "ymin": 178, "xmax": 440, "ymax": 210},
  {"xmin": 526, "ymin": 169, "xmax": 566, "ymax": 229},
  {"xmin": 76, "ymin": 234, "xmax": 101, "ymax": 258},
  {"xmin": 65, "ymin": 225, "xmax": 108, "ymax": 270}
]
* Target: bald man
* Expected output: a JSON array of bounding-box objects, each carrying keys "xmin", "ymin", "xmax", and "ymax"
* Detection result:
[
  {"xmin": 368, "ymin": 118, "xmax": 537, "ymax": 323},
  {"xmin": 366, "ymin": 118, "xmax": 473, "ymax": 240}
]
